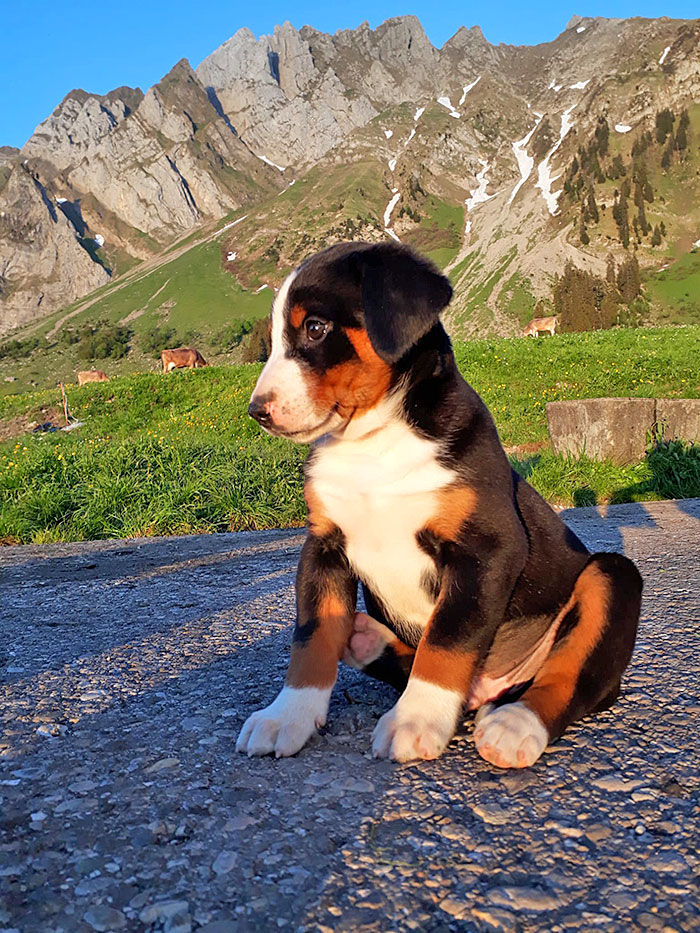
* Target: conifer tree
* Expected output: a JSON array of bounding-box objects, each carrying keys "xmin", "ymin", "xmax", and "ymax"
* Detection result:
[
  {"xmin": 579, "ymin": 215, "xmax": 590, "ymax": 245},
  {"xmin": 655, "ymin": 108, "xmax": 675, "ymax": 144},
  {"xmin": 661, "ymin": 137, "xmax": 675, "ymax": 168},
  {"xmin": 595, "ymin": 118, "xmax": 610, "ymax": 158},
  {"xmin": 606, "ymin": 253, "xmax": 617, "ymax": 287},
  {"xmin": 586, "ymin": 184, "xmax": 599, "ymax": 223}
]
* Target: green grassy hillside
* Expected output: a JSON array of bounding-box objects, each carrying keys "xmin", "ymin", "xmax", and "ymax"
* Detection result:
[
  {"xmin": 645, "ymin": 249, "xmax": 700, "ymax": 324},
  {"xmin": 2, "ymin": 326, "xmax": 698, "ymax": 543},
  {"xmin": 0, "ymin": 236, "xmax": 275, "ymax": 396}
]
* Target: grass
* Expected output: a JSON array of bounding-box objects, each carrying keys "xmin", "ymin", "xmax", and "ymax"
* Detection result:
[
  {"xmin": 645, "ymin": 250, "xmax": 700, "ymax": 325},
  {"xmin": 499, "ymin": 271, "xmax": 538, "ymax": 326},
  {"xmin": 0, "ymin": 241, "xmax": 274, "ymax": 397},
  {"xmin": 1, "ymin": 327, "xmax": 699, "ymax": 543},
  {"xmin": 452, "ymin": 247, "xmax": 519, "ymax": 329},
  {"xmin": 402, "ymin": 195, "xmax": 464, "ymax": 268},
  {"xmin": 455, "ymin": 326, "xmax": 699, "ymax": 445},
  {"xmin": 55, "ymin": 240, "xmax": 272, "ymax": 335}
]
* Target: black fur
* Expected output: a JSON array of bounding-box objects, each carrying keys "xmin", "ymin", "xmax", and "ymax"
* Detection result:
[{"xmin": 289, "ymin": 242, "xmax": 452, "ymax": 364}]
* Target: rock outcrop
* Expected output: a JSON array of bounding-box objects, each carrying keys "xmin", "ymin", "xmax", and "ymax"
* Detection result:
[{"xmin": 0, "ymin": 164, "xmax": 109, "ymax": 332}]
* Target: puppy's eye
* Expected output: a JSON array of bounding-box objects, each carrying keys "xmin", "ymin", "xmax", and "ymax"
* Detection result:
[{"xmin": 305, "ymin": 318, "xmax": 330, "ymax": 342}]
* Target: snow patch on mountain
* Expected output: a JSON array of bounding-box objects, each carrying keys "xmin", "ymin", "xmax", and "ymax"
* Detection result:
[
  {"xmin": 615, "ymin": 124, "xmax": 632, "ymax": 133},
  {"xmin": 384, "ymin": 130, "xmax": 393, "ymax": 139},
  {"xmin": 569, "ymin": 80, "xmax": 590, "ymax": 90},
  {"xmin": 414, "ymin": 107, "xmax": 425, "ymax": 122},
  {"xmin": 459, "ymin": 76, "xmax": 481, "ymax": 105},
  {"xmin": 577, "ymin": 25, "xmax": 586, "ymax": 33},
  {"xmin": 437, "ymin": 96, "xmax": 460, "ymax": 118},
  {"xmin": 659, "ymin": 46, "xmax": 671, "ymax": 65},
  {"xmin": 535, "ymin": 105, "xmax": 576, "ymax": 215},
  {"xmin": 217, "ymin": 215, "xmax": 248, "ymax": 235},
  {"xmin": 465, "ymin": 160, "xmax": 494, "ymax": 212},
  {"xmin": 406, "ymin": 128, "xmax": 416, "ymax": 144},
  {"xmin": 226, "ymin": 251, "xmax": 237, "ymax": 262},
  {"xmin": 388, "ymin": 158, "xmax": 397, "ymax": 172},
  {"xmin": 383, "ymin": 188, "xmax": 401, "ymax": 241},
  {"xmin": 258, "ymin": 154, "xmax": 284, "ymax": 172},
  {"xmin": 508, "ymin": 115, "xmax": 543, "ymax": 205}
]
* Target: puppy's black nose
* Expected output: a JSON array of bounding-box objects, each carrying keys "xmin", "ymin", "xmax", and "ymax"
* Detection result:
[{"xmin": 249, "ymin": 397, "xmax": 273, "ymax": 427}]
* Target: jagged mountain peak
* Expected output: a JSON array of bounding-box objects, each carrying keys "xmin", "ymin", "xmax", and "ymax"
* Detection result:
[{"xmin": 3, "ymin": 13, "xmax": 700, "ymax": 338}]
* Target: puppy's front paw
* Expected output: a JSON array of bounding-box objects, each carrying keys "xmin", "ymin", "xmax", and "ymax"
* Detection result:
[
  {"xmin": 371, "ymin": 679, "xmax": 462, "ymax": 762},
  {"xmin": 473, "ymin": 701, "xmax": 548, "ymax": 769},
  {"xmin": 235, "ymin": 686, "xmax": 331, "ymax": 758}
]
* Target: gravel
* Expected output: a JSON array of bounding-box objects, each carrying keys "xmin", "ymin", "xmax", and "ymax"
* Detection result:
[{"xmin": 1, "ymin": 500, "xmax": 699, "ymax": 931}]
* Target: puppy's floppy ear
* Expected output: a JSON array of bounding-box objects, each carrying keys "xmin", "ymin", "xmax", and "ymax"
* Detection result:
[{"xmin": 354, "ymin": 242, "xmax": 453, "ymax": 363}]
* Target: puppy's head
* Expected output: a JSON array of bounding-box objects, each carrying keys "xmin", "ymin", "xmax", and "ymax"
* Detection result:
[{"xmin": 249, "ymin": 241, "xmax": 452, "ymax": 442}]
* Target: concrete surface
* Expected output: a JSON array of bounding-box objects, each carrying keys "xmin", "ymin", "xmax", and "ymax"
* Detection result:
[
  {"xmin": 546, "ymin": 398, "xmax": 700, "ymax": 462},
  {"xmin": 1, "ymin": 499, "xmax": 699, "ymax": 933}
]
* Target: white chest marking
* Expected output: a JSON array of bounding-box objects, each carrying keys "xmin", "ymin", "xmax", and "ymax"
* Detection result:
[{"xmin": 309, "ymin": 410, "xmax": 456, "ymax": 632}]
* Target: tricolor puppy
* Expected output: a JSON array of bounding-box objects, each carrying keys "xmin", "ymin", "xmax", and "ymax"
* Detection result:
[{"xmin": 236, "ymin": 241, "xmax": 642, "ymax": 768}]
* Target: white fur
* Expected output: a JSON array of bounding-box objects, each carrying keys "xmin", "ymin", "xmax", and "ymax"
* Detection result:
[
  {"xmin": 250, "ymin": 268, "xmax": 347, "ymax": 440},
  {"xmin": 372, "ymin": 678, "xmax": 463, "ymax": 761},
  {"xmin": 473, "ymin": 701, "xmax": 548, "ymax": 768},
  {"xmin": 235, "ymin": 685, "xmax": 332, "ymax": 758},
  {"xmin": 252, "ymin": 270, "xmax": 313, "ymax": 433},
  {"xmin": 309, "ymin": 399, "xmax": 456, "ymax": 634}
]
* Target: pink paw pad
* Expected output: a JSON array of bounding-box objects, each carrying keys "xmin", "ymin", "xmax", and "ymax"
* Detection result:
[{"xmin": 343, "ymin": 613, "xmax": 393, "ymax": 668}]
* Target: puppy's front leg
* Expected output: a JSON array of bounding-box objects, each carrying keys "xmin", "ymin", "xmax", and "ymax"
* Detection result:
[
  {"xmin": 236, "ymin": 531, "xmax": 356, "ymax": 757},
  {"xmin": 372, "ymin": 525, "xmax": 526, "ymax": 762}
]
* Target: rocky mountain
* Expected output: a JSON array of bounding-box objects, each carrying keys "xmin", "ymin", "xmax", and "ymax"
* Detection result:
[{"xmin": 2, "ymin": 14, "xmax": 700, "ymax": 337}]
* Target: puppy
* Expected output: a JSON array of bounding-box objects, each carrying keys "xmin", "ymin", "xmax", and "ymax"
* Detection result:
[{"xmin": 236, "ymin": 242, "xmax": 642, "ymax": 768}]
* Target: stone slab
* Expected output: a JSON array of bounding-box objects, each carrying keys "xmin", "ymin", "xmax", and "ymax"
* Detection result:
[
  {"xmin": 656, "ymin": 398, "xmax": 700, "ymax": 444},
  {"xmin": 546, "ymin": 397, "xmax": 656, "ymax": 463}
]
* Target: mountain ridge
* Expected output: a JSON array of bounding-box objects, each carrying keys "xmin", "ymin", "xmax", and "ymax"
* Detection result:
[{"xmin": 2, "ymin": 13, "xmax": 699, "ymax": 339}]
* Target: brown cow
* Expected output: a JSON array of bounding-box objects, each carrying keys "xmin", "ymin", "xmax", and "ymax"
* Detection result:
[
  {"xmin": 77, "ymin": 369, "xmax": 109, "ymax": 386},
  {"xmin": 161, "ymin": 347, "xmax": 208, "ymax": 372},
  {"xmin": 522, "ymin": 316, "xmax": 558, "ymax": 337}
]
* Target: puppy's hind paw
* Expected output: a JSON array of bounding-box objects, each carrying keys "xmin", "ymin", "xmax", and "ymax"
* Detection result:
[
  {"xmin": 473, "ymin": 702, "xmax": 548, "ymax": 769},
  {"xmin": 342, "ymin": 612, "xmax": 395, "ymax": 669}
]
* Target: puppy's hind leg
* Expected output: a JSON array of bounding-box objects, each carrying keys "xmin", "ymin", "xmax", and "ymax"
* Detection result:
[{"xmin": 475, "ymin": 553, "xmax": 642, "ymax": 769}]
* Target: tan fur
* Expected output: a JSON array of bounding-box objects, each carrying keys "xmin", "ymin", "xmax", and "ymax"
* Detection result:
[
  {"xmin": 306, "ymin": 326, "xmax": 393, "ymax": 419},
  {"xmin": 522, "ymin": 564, "xmax": 610, "ymax": 728},
  {"xmin": 289, "ymin": 305, "xmax": 306, "ymax": 329},
  {"xmin": 426, "ymin": 484, "xmax": 478, "ymax": 541},
  {"xmin": 77, "ymin": 370, "xmax": 109, "ymax": 386},
  {"xmin": 304, "ymin": 484, "xmax": 338, "ymax": 538},
  {"xmin": 287, "ymin": 592, "xmax": 354, "ymax": 688},
  {"xmin": 522, "ymin": 316, "xmax": 557, "ymax": 337},
  {"xmin": 161, "ymin": 347, "xmax": 208, "ymax": 372},
  {"xmin": 412, "ymin": 644, "xmax": 478, "ymax": 695}
]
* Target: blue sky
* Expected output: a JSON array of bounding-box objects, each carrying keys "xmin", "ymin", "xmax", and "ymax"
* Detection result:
[{"xmin": 1, "ymin": 1, "xmax": 697, "ymax": 148}]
